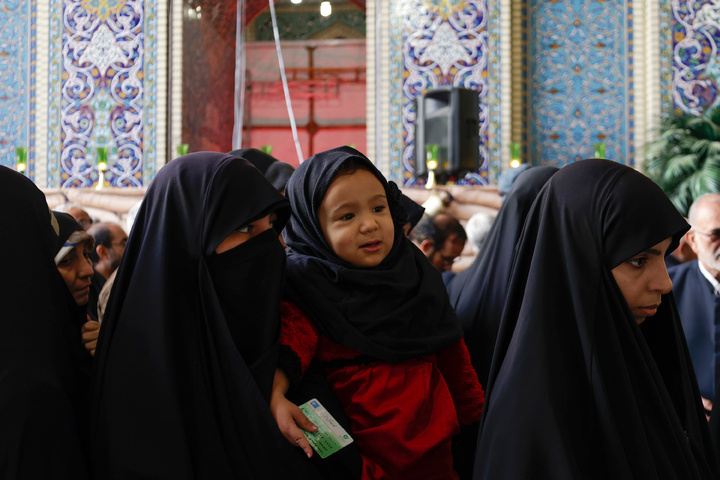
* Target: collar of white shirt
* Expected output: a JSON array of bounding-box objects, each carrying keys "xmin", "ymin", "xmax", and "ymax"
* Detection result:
[{"xmin": 698, "ymin": 261, "xmax": 720, "ymax": 296}]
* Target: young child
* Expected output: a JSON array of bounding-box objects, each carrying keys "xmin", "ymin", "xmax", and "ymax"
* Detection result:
[{"xmin": 270, "ymin": 146, "xmax": 484, "ymax": 480}]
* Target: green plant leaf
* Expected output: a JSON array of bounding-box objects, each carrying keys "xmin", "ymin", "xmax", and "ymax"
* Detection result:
[{"xmin": 642, "ymin": 104, "xmax": 720, "ymax": 216}]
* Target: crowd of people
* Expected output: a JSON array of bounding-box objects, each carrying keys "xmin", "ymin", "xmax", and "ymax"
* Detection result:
[{"xmin": 2, "ymin": 146, "xmax": 720, "ymax": 479}]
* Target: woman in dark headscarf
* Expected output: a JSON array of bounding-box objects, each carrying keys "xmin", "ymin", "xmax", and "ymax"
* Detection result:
[
  {"xmin": 91, "ymin": 152, "xmax": 319, "ymax": 479},
  {"xmin": 51, "ymin": 211, "xmax": 96, "ymax": 433},
  {"xmin": 274, "ymin": 146, "xmax": 484, "ymax": 479},
  {"xmin": 445, "ymin": 166, "xmax": 558, "ymax": 389},
  {"xmin": 0, "ymin": 166, "xmax": 90, "ymax": 477},
  {"xmin": 474, "ymin": 159, "xmax": 719, "ymax": 479},
  {"xmin": 52, "ymin": 211, "xmax": 95, "ymax": 324},
  {"xmin": 229, "ymin": 147, "xmax": 296, "ymax": 192}
]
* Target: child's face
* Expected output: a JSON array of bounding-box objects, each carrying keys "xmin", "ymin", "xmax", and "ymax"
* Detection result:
[{"xmin": 318, "ymin": 168, "xmax": 395, "ymax": 267}]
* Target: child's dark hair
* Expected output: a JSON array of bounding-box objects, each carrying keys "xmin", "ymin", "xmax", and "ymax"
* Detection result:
[{"xmin": 333, "ymin": 158, "xmax": 408, "ymax": 228}]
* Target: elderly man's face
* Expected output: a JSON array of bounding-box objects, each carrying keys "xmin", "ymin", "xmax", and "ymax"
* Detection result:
[{"xmin": 687, "ymin": 200, "xmax": 720, "ymax": 277}]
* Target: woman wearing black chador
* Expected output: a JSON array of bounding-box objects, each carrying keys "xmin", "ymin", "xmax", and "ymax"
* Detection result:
[
  {"xmin": 91, "ymin": 152, "xmax": 321, "ymax": 479},
  {"xmin": 474, "ymin": 159, "xmax": 719, "ymax": 479},
  {"xmin": 0, "ymin": 166, "xmax": 91, "ymax": 478},
  {"xmin": 445, "ymin": 165, "xmax": 558, "ymax": 390}
]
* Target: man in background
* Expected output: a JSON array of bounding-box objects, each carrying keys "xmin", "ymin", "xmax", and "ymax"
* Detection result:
[
  {"xmin": 411, "ymin": 212, "xmax": 467, "ymax": 272},
  {"xmin": 67, "ymin": 205, "xmax": 93, "ymax": 230},
  {"xmin": 86, "ymin": 223, "xmax": 127, "ymax": 322},
  {"xmin": 669, "ymin": 193, "xmax": 720, "ymax": 420}
]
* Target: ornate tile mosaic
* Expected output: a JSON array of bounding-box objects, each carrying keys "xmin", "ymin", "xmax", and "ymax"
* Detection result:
[
  {"xmin": 0, "ymin": 0, "xmax": 34, "ymax": 174},
  {"xmin": 659, "ymin": 0, "xmax": 674, "ymax": 118},
  {"xmin": 390, "ymin": 0, "xmax": 492, "ymax": 186},
  {"xmin": 668, "ymin": 0, "xmax": 720, "ymax": 115},
  {"xmin": 527, "ymin": 0, "xmax": 633, "ymax": 166},
  {"xmin": 485, "ymin": 0, "xmax": 502, "ymax": 180},
  {"xmin": 47, "ymin": 0, "xmax": 155, "ymax": 187}
]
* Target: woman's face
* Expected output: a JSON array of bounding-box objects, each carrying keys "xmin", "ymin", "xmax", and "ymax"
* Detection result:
[
  {"xmin": 611, "ymin": 237, "xmax": 673, "ymax": 324},
  {"xmin": 57, "ymin": 241, "xmax": 95, "ymax": 306},
  {"xmin": 215, "ymin": 212, "xmax": 278, "ymax": 254}
]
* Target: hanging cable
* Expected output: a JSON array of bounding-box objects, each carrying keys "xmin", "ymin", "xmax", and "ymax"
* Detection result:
[
  {"xmin": 268, "ymin": 0, "xmax": 304, "ymax": 163},
  {"xmin": 232, "ymin": 0, "xmax": 246, "ymax": 149}
]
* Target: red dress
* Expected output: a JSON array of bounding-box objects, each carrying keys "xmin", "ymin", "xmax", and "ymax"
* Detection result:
[{"xmin": 280, "ymin": 301, "xmax": 484, "ymax": 480}]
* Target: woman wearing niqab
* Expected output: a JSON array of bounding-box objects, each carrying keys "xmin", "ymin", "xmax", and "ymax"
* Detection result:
[
  {"xmin": 91, "ymin": 152, "xmax": 319, "ymax": 479},
  {"xmin": 474, "ymin": 159, "xmax": 719, "ymax": 479},
  {"xmin": 0, "ymin": 166, "xmax": 89, "ymax": 477},
  {"xmin": 445, "ymin": 165, "xmax": 558, "ymax": 389}
]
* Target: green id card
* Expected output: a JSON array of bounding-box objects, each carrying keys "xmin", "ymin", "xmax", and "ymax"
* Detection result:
[{"xmin": 299, "ymin": 398, "xmax": 354, "ymax": 459}]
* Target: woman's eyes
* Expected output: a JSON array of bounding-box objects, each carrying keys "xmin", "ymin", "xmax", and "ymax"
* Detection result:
[
  {"xmin": 628, "ymin": 256, "xmax": 648, "ymax": 268},
  {"xmin": 235, "ymin": 225, "xmax": 252, "ymax": 234},
  {"xmin": 58, "ymin": 257, "xmax": 72, "ymax": 267}
]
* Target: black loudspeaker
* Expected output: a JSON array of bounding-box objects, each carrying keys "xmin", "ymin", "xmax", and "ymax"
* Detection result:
[{"xmin": 414, "ymin": 87, "xmax": 480, "ymax": 179}]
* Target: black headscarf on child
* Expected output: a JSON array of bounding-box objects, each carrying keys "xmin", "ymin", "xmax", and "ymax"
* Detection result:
[
  {"xmin": 283, "ymin": 146, "xmax": 462, "ymax": 362},
  {"xmin": 0, "ymin": 167, "xmax": 89, "ymax": 477},
  {"xmin": 446, "ymin": 166, "xmax": 558, "ymax": 388},
  {"xmin": 474, "ymin": 159, "xmax": 719, "ymax": 479},
  {"xmin": 400, "ymin": 193, "xmax": 425, "ymax": 232},
  {"xmin": 91, "ymin": 152, "xmax": 319, "ymax": 479}
]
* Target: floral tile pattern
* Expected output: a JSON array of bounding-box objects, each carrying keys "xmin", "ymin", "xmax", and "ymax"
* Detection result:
[
  {"xmin": 527, "ymin": 0, "xmax": 633, "ymax": 166},
  {"xmin": 47, "ymin": 0, "xmax": 155, "ymax": 187},
  {"xmin": 391, "ymin": 0, "xmax": 492, "ymax": 186}
]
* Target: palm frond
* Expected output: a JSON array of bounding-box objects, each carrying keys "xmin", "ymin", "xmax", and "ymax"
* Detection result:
[
  {"xmin": 642, "ymin": 104, "xmax": 720, "ymax": 216},
  {"xmin": 662, "ymin": 154, "xmax": 699, "ymax": 190}
]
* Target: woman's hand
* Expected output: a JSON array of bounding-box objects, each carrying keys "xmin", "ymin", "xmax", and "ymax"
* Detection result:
[
  {"xmin": 270, "ymin": 369, "xmax": 317, "ymax": 458},
  {"xmin": 702, "ymin": 396, "xmax": 713, "ymax": 421},
  {"xmin": 81, "ymin": 318, "xmax": 101, "ymax": 356}
]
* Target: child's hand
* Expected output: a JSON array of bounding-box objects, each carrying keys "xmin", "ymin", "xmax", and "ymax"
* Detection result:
[
  {"xmin": 270, "ymin": 394, "xmax": 317, "ymax": 458},
  {"xmin": 269, "ymin": 369, "xmax": 317, "ymax": 458}
]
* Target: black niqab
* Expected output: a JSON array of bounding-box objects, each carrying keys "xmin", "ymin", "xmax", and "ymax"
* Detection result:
[
  {"xmin": 474, "ymin": 159, "xmax": 718, "ymax": 479},
  {"xmin": 91, "ymin": 152, "xmax": 318, "ymax": 479},
  {"xmin": 446, "ymin": 166, "xmax": 558, "ymax": 388},
  {"xmin": 0, "ymin": 166, "xmax": 89, "ymax": 477},
  {"xmin": 283, "ymin": 146, "xmax": 462, "ymax": 361}
]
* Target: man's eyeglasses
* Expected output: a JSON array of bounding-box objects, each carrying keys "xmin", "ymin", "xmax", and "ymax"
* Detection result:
[
  {"xmin": 694, "ymin": 228, "xmax": 720, "ymax": 241},
  {"xmin": 441, "ymin": 255, "xmax": 456, "ymax": 267}
]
